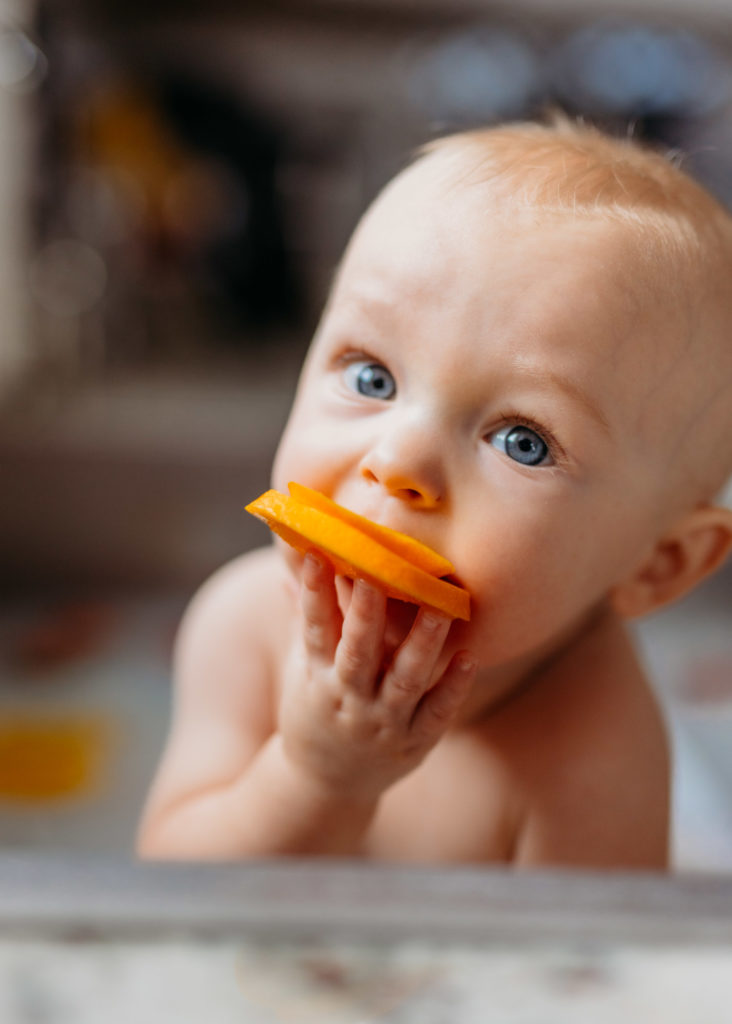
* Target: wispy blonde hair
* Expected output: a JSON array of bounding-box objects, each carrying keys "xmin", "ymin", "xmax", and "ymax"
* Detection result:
[
  {"xmin": 422, "ymin": 117, "xmax": 722, "ymax": 213},
  {"xmin": 418, "ymin": 116, "xmax": 732, "ymax": 270}
]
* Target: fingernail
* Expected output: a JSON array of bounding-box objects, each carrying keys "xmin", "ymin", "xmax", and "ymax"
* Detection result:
[
  {"xmin": 458, "ymin": 653, "xmax": 477, "ymax": 673},
  {"xmin": 421, "ymin": 611, "xmax": 447, "ymax": 631},
  {"xmin": 303, "ymin": 551, "xmax": 322, "ymax": 580}
]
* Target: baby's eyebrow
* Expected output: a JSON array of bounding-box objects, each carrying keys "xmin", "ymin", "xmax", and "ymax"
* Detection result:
[
  {"xmin": 335, "ymin": 280, "xmax": 403, "ymax": 321},
  {"xmin": 519, "ymin": 365, "xmax": 612, "ymax": 437}
]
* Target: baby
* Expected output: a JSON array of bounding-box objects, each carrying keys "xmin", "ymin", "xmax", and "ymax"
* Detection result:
[{"xmin": 138, "ymin": 118, "xmax": 732, "ymax": 868}]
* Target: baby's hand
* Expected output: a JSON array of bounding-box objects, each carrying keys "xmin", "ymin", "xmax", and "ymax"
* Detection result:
[{"xmin": 279, "ymin": 552, "xmax": 477, "ymax": 802}]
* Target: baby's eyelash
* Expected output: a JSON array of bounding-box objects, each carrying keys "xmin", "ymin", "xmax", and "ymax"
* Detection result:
[{"xmin": 491, "ymin": 411, "xmax": 567, "ymax": 465}]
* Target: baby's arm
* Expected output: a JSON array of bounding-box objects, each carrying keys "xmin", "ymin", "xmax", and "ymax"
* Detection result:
[
  {"xmin": 137, "ymin": 547, "xmax": 475, "ymax": 859},
  {"xmin": 137, "ymin": 548, "xmax": 376, "ymax": 858}
]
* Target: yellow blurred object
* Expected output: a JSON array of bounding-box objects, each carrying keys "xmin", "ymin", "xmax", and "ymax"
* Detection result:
[
  {"xmin": 79, "ymin": 83, "xmax": 189, "ymax": 223},
  {"xmin": 0, "ymin": 716, "xmax": 108, "ymax": 802}
]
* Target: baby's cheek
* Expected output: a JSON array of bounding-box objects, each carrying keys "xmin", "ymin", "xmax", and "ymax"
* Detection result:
[
  {"xmin": 271, "ymin": 454, "xmax": 337, "ymax": 504},
  {"xmin": 456, "ymin": 545, "xmax": 575, "ymax": 659}
]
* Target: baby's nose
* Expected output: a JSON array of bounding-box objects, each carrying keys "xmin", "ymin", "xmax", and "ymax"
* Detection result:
[{"xmin": 359, "ymin": 420, "xmax": 444, "ymax": 509}]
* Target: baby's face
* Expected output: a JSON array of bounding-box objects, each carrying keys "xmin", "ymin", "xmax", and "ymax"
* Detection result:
[{"xmin": 273, "ymin": 155, "xmax": 709, "ymax": 670}]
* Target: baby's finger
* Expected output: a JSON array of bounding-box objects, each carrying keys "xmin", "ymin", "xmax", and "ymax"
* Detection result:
[
  {"xmin": 300, "ymin": 551, "xmax": 342, "ymax": 663},
  {"xmin": 381, "ymin": 609, "xmax": 452, "ymax": 716},
  {"xmin": 411, "ymin": 652, "xmax": 476, "ymax": 739},
  {"xmin": 335, "ymin": 579, "xmax": 386, "ymax": 694}
]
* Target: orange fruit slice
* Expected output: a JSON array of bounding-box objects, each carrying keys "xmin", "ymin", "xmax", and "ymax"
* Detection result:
[
  {"xmin": 287, "ymin": 481, "xmax": 454, "ymax": 578},
  {"xmin": 245, "ymin": 484, "xmax": 470, "ymax": 621}
]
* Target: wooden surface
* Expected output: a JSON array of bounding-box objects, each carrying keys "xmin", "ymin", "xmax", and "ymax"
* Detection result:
[
  {"xmin": 2, "ymin": 855, "xmax": 732, "ymax": 1022},
  {"xmin": 2, "ymin": 854, "xmax": 732, "ymax": 944}
]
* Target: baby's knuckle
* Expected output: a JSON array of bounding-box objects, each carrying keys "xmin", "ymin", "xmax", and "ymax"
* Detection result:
[
  {"xmin": 338, "ymin": 643, "xmax": 366, "ymax": 679},
  {"xmin": 304, "ymin": 618, "xmax": 330, "ymax": 650},
  {"xmin": 329, "ymin": 692, "xmax": 345, "ymax": 715},
  {"xmin": 426, "ymin": 697, "xmax": 454, "ymax": 725},
  {"xmin": 373, "ymin": 718, "xmax": 395, "ymax": 741},
  {"xmin": 403, "ymin": 738, "xmax": 425, "ymax": 760},
  {"xmin": 389, "ymin": 670, "xmax": 422, "ymax": 701}
]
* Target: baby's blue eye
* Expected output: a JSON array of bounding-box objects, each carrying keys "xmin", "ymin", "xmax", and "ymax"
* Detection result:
[
  {"xmin": 492, "ymin": 425, "xmax": 551, "ymax": 466},
  {"xmin": 344, "ymin": 361, "xmax": 396, "ymax": 400}
]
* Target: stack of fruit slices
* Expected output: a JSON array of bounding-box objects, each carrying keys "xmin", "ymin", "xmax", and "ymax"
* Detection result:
[{"xmin": 245, "ymin": 482, "xmax": 470, "ymax": 621}]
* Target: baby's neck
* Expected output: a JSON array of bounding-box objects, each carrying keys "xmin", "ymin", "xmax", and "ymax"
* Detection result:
[{"xmin": 456, "ymin": 600, "xmax": 617, "ymax": 727}]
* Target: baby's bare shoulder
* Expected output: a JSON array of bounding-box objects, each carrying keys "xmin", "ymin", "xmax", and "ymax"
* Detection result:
[
  {"xmin": 182, "ymin": 544, "xmax": 289, "ymax": 619},
  {"xmin": 488, "ymin": 612, "xmax": 670, "ymax": 868},
  {"xmin": 137, "ymin": 547, "xmax": 292, "ymax": 844},
  {"xmin": 174, "ymin": 545, "xmax": 293, "ymax": 707}
]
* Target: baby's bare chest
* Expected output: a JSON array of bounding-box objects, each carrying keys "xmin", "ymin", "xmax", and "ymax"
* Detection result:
[{"xmin": 362, "ymin": 734, "xmax": 518, "ymax": 863}]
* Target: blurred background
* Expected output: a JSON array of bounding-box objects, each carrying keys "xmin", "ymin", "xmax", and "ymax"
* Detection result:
[{"xmin": 0, "ymin": 0, "xmax": 731, "ymax": 866}]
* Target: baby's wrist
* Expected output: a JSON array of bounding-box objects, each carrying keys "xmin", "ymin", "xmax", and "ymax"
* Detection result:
[{"xmin": 274, "ymin": 734, "xmax": 382, "ymax": 810}]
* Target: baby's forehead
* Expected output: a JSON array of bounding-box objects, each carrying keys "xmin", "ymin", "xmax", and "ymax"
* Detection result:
[
  {"xmin": 356, "ymin": 165, "xmax": 689, "ymax": 323},
  {"xmin": 417, "ymin": 149, "xmax": 725, "ymax": 325},
  {"xmin": 349, "ymin": 132, "xmax": 732, "ymax": 353}
]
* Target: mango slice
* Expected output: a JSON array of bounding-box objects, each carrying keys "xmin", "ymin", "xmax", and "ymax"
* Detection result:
[
  {"xmin": 246, "ymin": 484, "xmax": 470, "ymax": 621},
  {"xmin": 287, "ymin": 481, "xmax": 454, "ymax": 578}
]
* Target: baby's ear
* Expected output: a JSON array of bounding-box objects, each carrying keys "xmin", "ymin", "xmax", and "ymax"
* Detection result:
[{"xmin": 610, "ymin": 505, "xmax": 732, "ymax": 619}]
